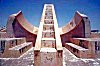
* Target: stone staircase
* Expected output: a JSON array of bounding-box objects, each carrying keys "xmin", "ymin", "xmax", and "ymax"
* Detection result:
[
  {"xmin": 65, "ymin": 38, "xmax": 100, "ymax": 58},
  {"xmin": 34, "ymin": 4, "xmax": 63, "ymax": 66},
  {"xmin": 0, "ymin": 38, "xmax": 32, "ymax": 58},
  {"xmin": 65, "ymin": 43, "xmax": 88, "ymax": 58}
]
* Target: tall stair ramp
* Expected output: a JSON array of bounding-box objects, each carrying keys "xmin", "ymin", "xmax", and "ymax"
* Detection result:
[{"xmin": 34, "ymin": 4, "xmax": 63, "ymax": 66}]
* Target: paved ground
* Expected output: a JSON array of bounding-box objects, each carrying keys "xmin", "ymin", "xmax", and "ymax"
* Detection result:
[
  {"xmin": 0, "ymin": 47, "xmax": 100, "ymax": 66},
  {"xmin": 0, "ymin": 48, "xmax": 34, "ymax": 66},
  {"xmin": 63, "ymin": 48, "xmax": 100, "ymax": 66}
]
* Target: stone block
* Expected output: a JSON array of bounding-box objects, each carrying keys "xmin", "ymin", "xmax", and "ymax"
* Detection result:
[{"xmin": 40, "ymin": 48, "xmax": 57, "ymax": 66}]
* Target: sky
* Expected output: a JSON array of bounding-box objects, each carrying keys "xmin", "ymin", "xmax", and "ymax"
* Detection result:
[{"xmin": 0, "ymin": 0, "xmax": 100, "ymax": 30}]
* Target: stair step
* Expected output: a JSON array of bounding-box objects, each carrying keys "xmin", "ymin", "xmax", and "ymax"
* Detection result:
[
  {"xmin": 42, "ymin": 38, "xmax": 55, "ymax": 40},
  {"xmin": 40, "ymin": 48, "xmax": 56, "ymax": 52},
  {"xmin": 9, "ymin": 42, "xmax": 32, "ymax": 50},
  {"xmin": 65, "ymin": 43, "xmax": 88, "ymax": 51}
]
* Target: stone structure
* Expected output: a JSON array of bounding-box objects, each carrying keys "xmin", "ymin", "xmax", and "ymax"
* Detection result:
[
  {"xmin": 34, "ymin": 4, "xmax": 63, "ymax": 66},
  {"xmin": 69, "ymin": 38, "xmax": 100, "ymax": 58},
  {"xmin": 6, "ymin": 11, "xmax": 38, "ymax": 46},
  {"xmin": 91, "ymin": 32, "xmax": 100, "ymax": 38},
  {"xmin": 60, "ymin": 11, "xmax": 91, "ymax": 46},
  {"xmin": 0, "ymin": 3, "xmax": 100, "ymax": 66},
  {"xmin": 64, "ymin": 38, "xmax": 100, "ymax": 58},
  {"xmin": 0, "ymin": 38, "xmax": 32, "ymax": 58},
  {"xmin": 0, "ymin": 32, "xmax": 7, "ymax": 38}
]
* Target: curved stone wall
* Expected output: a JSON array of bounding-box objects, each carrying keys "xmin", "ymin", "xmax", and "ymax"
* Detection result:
[
  {"xmin": 6, "ymin": 11, "xmax": 38, "ymax": 46},
  {"xmin": 60, "ymin": 11, "xmax": 91, "ymax": 46}
]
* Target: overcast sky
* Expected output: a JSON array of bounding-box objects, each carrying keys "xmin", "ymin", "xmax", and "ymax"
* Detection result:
[{"xmin": 0, "ymin": 0, "xmax": 100, "ymax": 30}]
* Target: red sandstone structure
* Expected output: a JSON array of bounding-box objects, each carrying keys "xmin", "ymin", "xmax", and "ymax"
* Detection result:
[
  {"xmin": 0, "ymin": 3, "xmax": 100, "ymax": 66},
  {"xmin": 34, "ymin": 4, "xmax": 63, "ymax": 66},
  {"xmin": 6, "ymin": 11, "xmax": 38, "ymax": 46},
  {"xmin": 0, "ymin": 11, "xmax": 38, "ymax": 58}
]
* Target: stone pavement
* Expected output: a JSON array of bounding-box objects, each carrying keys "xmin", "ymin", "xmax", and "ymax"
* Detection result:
[
  {"xmin": 0, "ymin": 48, "xmax": 34, "ymax": 66},
  {"xmin": 0, "ymin": 47, "xmax": 100, "ymax": 66},
  {"xmin": 63, "ymin": 47, "xmax": 100, "ymax": 66}
]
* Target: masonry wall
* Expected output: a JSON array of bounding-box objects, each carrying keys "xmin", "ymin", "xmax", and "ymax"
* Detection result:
[
  {"xmin": 60, "ymin": 12, "xmax": 91, "ymax": 47},
  {"xmin": 0, "ymin": 32, "xmax": 8, "ymax": 38},
  {"xmin": 91, "ymin": 33, "xmax": 100, "ymax": 38},
  {"xmin": 6, "ymin": 11, "xmax": 37, "ymax": 46},
  {"xmin": 61, "ymin": 19, "xmax": 85, "ymax": 46},
  {"xmin": 12, "ymin": 19, "xmax": 37, "ymax": 46}
]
